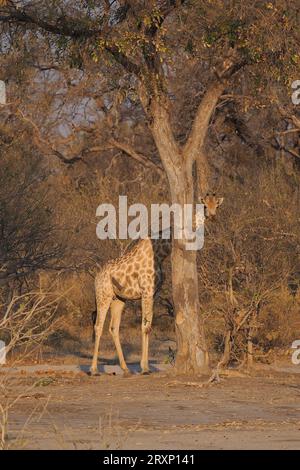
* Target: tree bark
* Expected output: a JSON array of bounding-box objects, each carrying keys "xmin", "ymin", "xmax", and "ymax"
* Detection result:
[{"xmin": 171, "ymin": 210, "xmax": 210, "ymax": 374}]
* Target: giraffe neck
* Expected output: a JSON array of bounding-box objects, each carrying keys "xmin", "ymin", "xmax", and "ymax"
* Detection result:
[
  {"xmin": 151, "ymin": 211, "xmax": 206, "ymax": 259},
  {"xmin": 152, "ymin": 234, "xmax": 172, "ymax": 262},
  {"xmin": 123, "ymin": 209, "xmax": 206, "ymax": 262}
]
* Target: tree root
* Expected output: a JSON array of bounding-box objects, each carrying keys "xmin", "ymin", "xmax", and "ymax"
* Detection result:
[{"xmin": 166, "ymin": 367, "xmax": 248, "ymax": 388}]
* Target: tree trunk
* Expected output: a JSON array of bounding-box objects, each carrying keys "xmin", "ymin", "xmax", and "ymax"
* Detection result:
[
  {"xmin": 172, "ymin": 232, "xmax": 209, "ymax": 374},
  {"xmin": 167, "ymin": 176, "xmax": 209, "ymax": 374},
  {"xmin": 221, "ymin": 329, "xmax": 232, "ymax": 367},
  {"xmin": 247, "ymin": 328, "xmax": 254, "ymax": 369}
]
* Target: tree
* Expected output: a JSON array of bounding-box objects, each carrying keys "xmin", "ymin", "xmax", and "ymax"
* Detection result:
[{"xmin": 0, "ymin": 0, "xmax": 299, "ymax": 374}]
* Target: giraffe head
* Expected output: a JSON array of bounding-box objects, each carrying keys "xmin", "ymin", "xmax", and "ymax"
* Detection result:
[{"xmin": 200, "ymin": 192, "xmax": 224, "ymax": 218}]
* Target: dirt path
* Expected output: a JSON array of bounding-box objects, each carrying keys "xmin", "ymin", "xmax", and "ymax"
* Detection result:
[{"xmin": 2, "ymin": 363, "xmax": 300, "ymax": 450}]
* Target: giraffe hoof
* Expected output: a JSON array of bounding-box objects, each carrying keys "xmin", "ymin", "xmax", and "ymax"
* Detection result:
[
  {"xmin": 88, "ymin": 369, "xmax": 101, "ymax": 377},
  {"xmin": 122, "ymin": 369, "xmax": 132, "ymax": 378},
  {"xmin": 141, "ymin": 370, "xmax": 151, "ymax": 376}
]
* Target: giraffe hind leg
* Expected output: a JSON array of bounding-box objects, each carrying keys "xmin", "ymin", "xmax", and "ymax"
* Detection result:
[
  {"xmin": 109, "ymin": 298, "xmax": 131, "ymax": 376},
  {"xmin": 91, "ymin": 309, "xmax": 97, "ymax": 342},
  {"xmin": 140, "ymin": 294, "xmax": 154, "ymax": 375}
]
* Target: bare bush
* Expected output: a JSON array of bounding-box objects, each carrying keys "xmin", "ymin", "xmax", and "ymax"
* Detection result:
[
  {"xmin": 200, "ymin": 164, "xmax": 300, "ymax": 369},
  {"xmin": 0, "ymin": 121, "xmax": 63, "ymax": 294},
  {"xmin": 0, "ymin": 291, "xmax": 58, "ymax": 449}
]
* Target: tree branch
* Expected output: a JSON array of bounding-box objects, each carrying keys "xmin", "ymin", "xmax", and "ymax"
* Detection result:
[
  {"xmin": 0, "ymin": 4, "xmax": 142, "ymax": 76},
  {"xmin": 0, "ymin": 9, "xmax": 102, "ymax": 38},
  {"xmin": 109, "ymin": 138, "xmax": 164, "ymax": 175},
  {"xmin": 184, "ymin": 80, "xmax": 226, "ymax": 163},
  {"xmin": 16, "ymin": 109, "xmax": 86, "ymax": 165},
  {"xmin": 148, "ymin": 96, "xmax": 183, "ymax": 189},
  {"xmin": 276, "ymin": 144, "xmax": 300, "ymax": 160},
  {"xmin": 278, "ymin": 106, "xmax": 300, "ymax": 130},
  {"xmin": 184, "ymin": 54, "xmax": 248, "ymax": 166},
  {"xmin": 105, "ymin": 45, "xmax": 141, "ymax": 76}
]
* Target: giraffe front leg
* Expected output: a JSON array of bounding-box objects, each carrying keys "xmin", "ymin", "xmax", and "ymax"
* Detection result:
[
  {"xmin": 90, "ymin": 327, "xmax": 102, "ymax": 376},
  {"xmin": 141, "ymin": 294, "xmax": 153, "ymax": 375}
]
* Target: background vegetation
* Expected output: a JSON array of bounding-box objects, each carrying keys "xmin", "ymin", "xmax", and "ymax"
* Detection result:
[{"xmin": 0, "ymin": 0, "xmax": 300, "ymax": 367}]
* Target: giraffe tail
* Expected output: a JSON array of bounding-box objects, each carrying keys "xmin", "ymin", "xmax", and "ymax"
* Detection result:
[{"xmin": 91, "ymin": 309, "xmax": 97, "ymax": 342}]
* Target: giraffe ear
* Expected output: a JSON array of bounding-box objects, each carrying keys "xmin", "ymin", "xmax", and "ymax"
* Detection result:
[{"xmin": 217, "ymin": 197, "xmax": 224, "ymax": 207}]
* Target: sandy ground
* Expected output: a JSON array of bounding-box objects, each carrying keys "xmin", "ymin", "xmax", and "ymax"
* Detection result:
[{"xmin": 2, "ymin": 360, "xmax": 300, "ymax": 450}]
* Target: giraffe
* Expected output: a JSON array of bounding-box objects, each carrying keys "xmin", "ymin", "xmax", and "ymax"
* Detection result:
[{"xmin": 89, "ymin": 193, "xmax": 223, "ymax": 376}]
